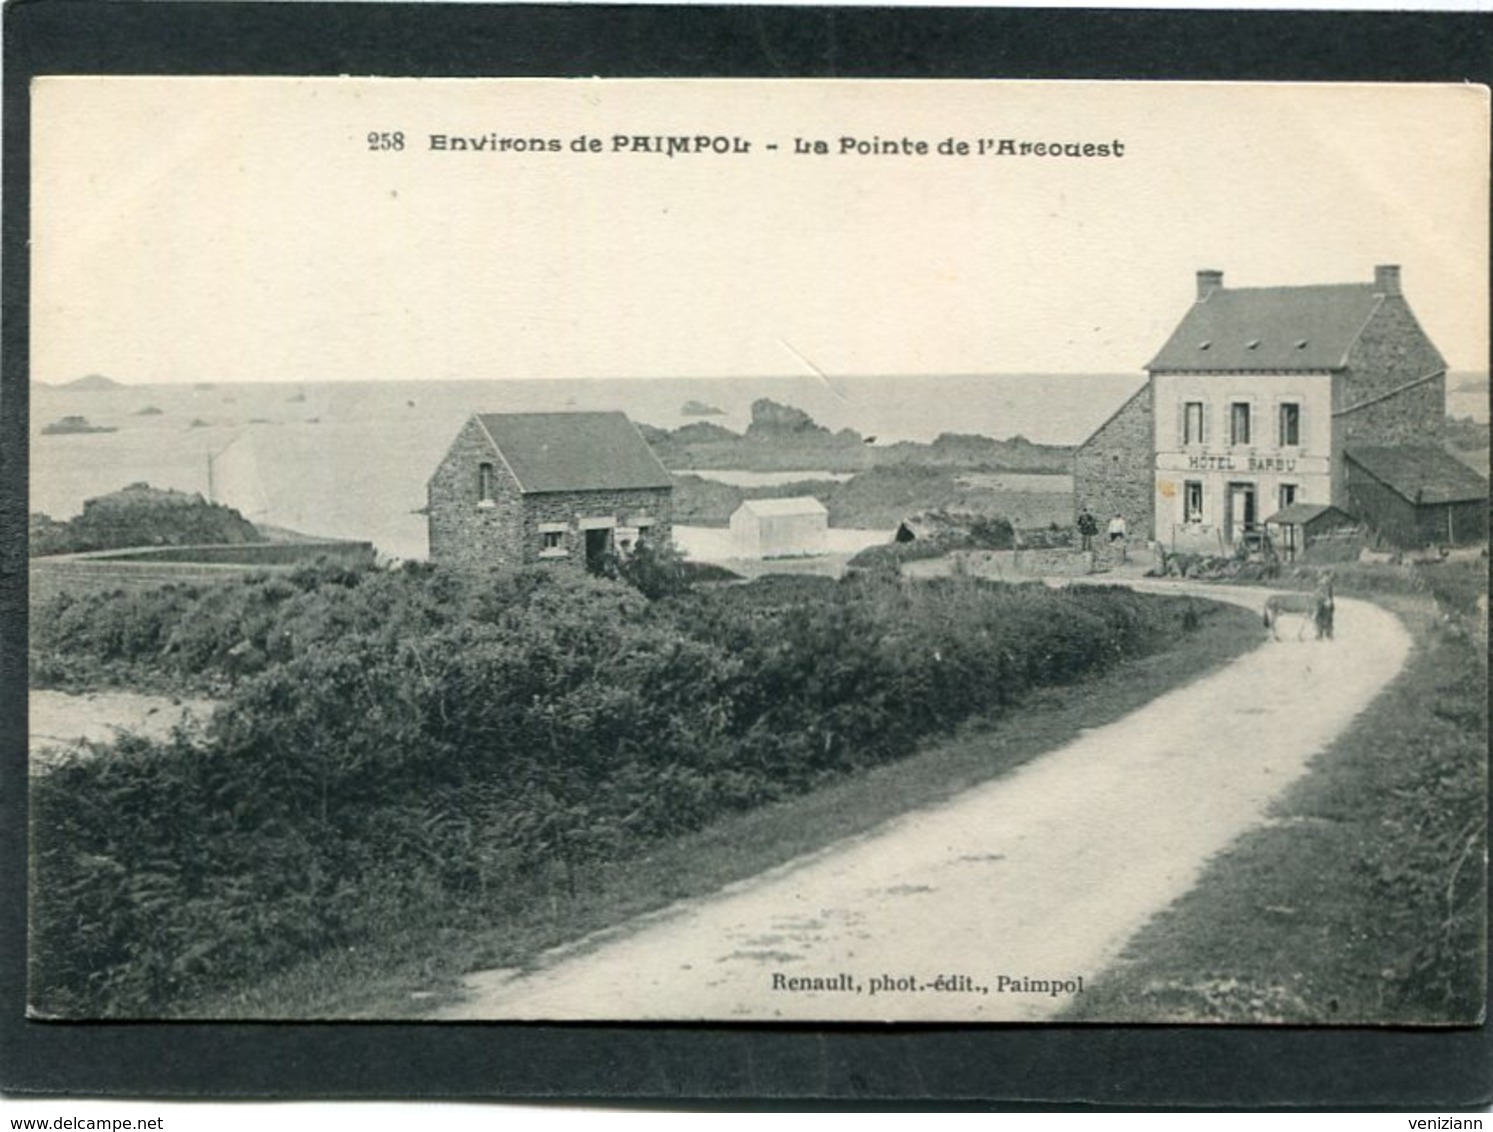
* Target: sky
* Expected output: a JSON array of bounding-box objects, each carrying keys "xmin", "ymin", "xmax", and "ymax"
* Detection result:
[{"xmin": 30, "ymin": 78, "xmax": 1490, "ymax": 384}]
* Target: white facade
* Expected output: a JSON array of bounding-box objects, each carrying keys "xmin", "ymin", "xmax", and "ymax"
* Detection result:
[
  {"xmin": 1152, "ymin": 371, "xmax": 1342, "ymax": 550},
  {"xmin": 729, "ymin": 497, "xmax": 829, "ymax": 558}
]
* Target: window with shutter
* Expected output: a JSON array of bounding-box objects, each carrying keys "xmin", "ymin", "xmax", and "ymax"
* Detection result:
[
  {"xmin": 1230, "ymin": 402, "xmax": 1251, "ymax": 446},
  {"xmin": 1184, "ymin": 401, "xmax": 1205, "ymax": 446}
]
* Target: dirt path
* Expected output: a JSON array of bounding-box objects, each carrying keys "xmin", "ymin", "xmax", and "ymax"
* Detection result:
[
  {"xmin": 29, "ymin": 689, "xmax": 216, "ymax": 771},
  {"xmin": 438, "ymin": 582, "xmax": 1411, "ymax": 1022}
]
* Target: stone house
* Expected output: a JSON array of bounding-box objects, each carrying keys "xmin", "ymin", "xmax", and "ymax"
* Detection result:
[
  {"xmin": 1076, "ymin": 264, "xmax": 1455, "ymax": 548},
  {"xmin": 427, "ymin": 411, "xmax": 673, "ymax": 570}
]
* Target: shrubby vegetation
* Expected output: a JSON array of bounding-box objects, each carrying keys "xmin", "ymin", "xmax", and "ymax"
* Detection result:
[
  {"xmin": 846, "ymin": 514, "xmax": 1017, "ymax": 574},
  {"xmin": 31, "ymin": 562, "xmax": 1220, "ymax": 1016}
]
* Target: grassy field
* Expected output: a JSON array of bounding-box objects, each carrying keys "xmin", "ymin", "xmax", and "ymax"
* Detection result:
[
  {"xmin": 1063, "ymin": 588, "xmax": 1486, "ymax": 1024},
  {"xmin": 182, "ymin": 594, "xmax": 1263, "ymax": 1019}
]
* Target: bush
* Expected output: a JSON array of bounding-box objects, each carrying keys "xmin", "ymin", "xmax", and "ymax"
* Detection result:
[
  {"xmin": 614, "ymin": 539, "xmax": 694, "ymax": 600},
  {"xmin": 30, "ymin": 564, "xmax": 1216, "ymax": 1016}
]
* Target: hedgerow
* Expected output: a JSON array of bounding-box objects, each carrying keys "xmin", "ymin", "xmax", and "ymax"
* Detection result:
[{"xmin": 30, "ymin": 564, "xmax": 1214, "ymax": 1016}]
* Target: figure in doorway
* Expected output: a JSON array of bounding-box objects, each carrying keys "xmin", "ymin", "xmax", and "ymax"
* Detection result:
[{"xmin": 1107, "ymin": 512, "xmax": 1128, "ymax": 561}]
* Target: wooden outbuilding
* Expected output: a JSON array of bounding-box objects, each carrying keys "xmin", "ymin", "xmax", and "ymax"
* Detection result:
[
  {"xmin": 1344, "ymin": 446, "xmax": 1488, "ymax": 549},
  {"xmin": 729, "ymin": 497, "xmax": 828, "ymax": 558},
  {"xmin": 1261, "ymin": 502, "xmax": 1358, "ymax": 562}
]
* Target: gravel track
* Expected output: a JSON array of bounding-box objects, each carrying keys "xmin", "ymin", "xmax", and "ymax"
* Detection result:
[{"xmin": 431, "ymin": 582, "xmax": 1410, "ymax": 1021}]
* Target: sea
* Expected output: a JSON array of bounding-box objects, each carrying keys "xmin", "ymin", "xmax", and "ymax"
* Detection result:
[{"xmin": 30, "ymin": 372, "xmax": 1488, "ymax": 561}]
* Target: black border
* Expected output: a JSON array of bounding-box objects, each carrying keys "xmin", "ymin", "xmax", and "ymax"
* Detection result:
[{"xmin": 4, "ymin": 3, "xmax": 1491, "ymax": 1107}]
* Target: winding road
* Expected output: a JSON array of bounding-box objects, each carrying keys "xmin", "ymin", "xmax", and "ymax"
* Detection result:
[{"xmin": 437, "ymin": 581, "xmax": 1411, "ymax": 1022}]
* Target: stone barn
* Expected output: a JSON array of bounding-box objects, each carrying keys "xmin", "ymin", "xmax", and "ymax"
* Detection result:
[
  {"xmin": 729, "ymin": 497, "xmax": 828, "ymax": 558},
  {"xmin": 427, "ymin": 411, "xmax": 673, "ymax": 570},
  {"xmin": 1076, "ymin": 264, "xmax": 1450, "ymax": 549},
  {"xmin": 1344, "ymin": 446, "xmax": 1488, "ymax": 548}
]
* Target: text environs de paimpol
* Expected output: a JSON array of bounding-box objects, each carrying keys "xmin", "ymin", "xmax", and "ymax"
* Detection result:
[
  {"xmin": 425, "ymin": 134, "xmax": 752, "ymax": 155},
  {"xmin": 423, "ymin": 134, "xmax": 1127, "ymax": 158}
]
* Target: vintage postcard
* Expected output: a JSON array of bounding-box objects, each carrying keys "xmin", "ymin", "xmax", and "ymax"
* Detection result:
[{"xmin": 25, "ymin": 76, "xmax": 1489, "ymax": 1027}]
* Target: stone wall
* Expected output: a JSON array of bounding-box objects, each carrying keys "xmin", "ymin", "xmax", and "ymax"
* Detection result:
[
  {"xmin": 520, "ymin": 488, "xmax": 674, "ymax": 569},
  {"xmin": 426, "ymin": 416, "xmax": 526, "ymax": 569},
  {"xmin": 1340, "ymin": 295, "xmax": 1447, "ymax": 448},
  {"xmin": 1013, "ymin": 546, "xmax": 1097, "ymax": 576},
  {"xmin": 1341, "ymin": 377, "xmax": 1446, "ymax": 450},
  {"xmin": 1073, "ymin": 385, "xmax": 1155, "ymax": 540}
]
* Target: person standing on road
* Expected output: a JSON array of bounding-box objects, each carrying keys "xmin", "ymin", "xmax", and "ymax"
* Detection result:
[{"xmin": 1078, "ymin": 507, "xmax": 1098, "ymax": 552}]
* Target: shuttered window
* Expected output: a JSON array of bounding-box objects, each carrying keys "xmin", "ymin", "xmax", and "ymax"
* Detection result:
[
  {"xmin": 1278, "ymin": 402, "xmax": 1301, "ymax": 447},
  {"xmin": 1230, "ymin": 402, "xmax": 1252, "ymax": 446},
  {"xmin": 1184, "ymin": 401, "xmax": 1205, "ymax": 445}
]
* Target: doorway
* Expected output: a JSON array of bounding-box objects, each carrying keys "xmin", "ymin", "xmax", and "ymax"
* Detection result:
[
  {"xmin": 584, "ymin": 527, "xmax": 614, "ymax": 572},
  {"xmin": 1226, "ymin": 482, "xmax": 1257, "ymax": 546}
]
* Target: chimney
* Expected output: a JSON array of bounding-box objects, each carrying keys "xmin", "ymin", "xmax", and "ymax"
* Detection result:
[
  {"xmin": 1374, "ymin": 264, "xmax": 1402, "ymax": 297},
  {"xmin": 1196, "ymin": 269, "xmax": 1223, "ymax": 301}
]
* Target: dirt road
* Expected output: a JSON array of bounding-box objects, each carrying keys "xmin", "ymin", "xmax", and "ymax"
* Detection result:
[
  {"xmin": 438, "ymin": 583, "xmax": 1410, "ymax": 1022},
  {"xmin": 29, "ymin": 689, "xmax": 215, "ymax": 771}
]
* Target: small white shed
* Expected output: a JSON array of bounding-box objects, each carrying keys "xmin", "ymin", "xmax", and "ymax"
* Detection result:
[{"xmin": 729, "ymin": 497, "xmax": 829, "ymax": 559}]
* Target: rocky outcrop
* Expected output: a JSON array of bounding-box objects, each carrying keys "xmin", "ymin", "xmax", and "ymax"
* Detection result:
[{"xmin": 30, "ymin": 483, "xmax": 262, "ymax": 557}]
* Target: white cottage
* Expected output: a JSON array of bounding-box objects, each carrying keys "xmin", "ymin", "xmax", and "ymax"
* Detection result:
[{"xmin": 729, "ymin": 497, "xmax": 829, "ymax": 558}]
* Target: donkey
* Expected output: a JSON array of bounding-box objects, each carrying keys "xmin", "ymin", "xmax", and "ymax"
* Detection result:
[{"xmin": 1263, "ymin": 574, "xmax": 1334, "ymax": 642}]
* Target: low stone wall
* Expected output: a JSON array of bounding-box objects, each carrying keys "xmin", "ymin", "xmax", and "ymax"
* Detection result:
[
  {"xmin": 68, "ymin": 541, "xmax": 376, "ymax": 567},
  {"xmin": 1015, "ymin": 547, "xmax": 1098, "ymax": 576},
  {"xmin": 30, "ymin": 541, "xmax": 376, "ymax": 605},
  {"xmin": 946, "ymin": 547, "xmax": 1098, "ymax": 578}
]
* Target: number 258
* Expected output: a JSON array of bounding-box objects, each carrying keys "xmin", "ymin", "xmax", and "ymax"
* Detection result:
[{"xmin": 367, "ymin": 131, "xmax": 405, "ymax": 151}]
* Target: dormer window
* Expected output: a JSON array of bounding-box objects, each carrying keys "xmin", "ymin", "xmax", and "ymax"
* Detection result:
[
  {"xmin": 1245, "ymin": 339, "xmax": 1260, "ymax": 350},
  {"xmin": 1295, "ymin": 339, "xmax": 1309, "ymax": 349},
  {"xmin": 1198, "ymin": 341, "xmax": 1212, "ymax": 351}
]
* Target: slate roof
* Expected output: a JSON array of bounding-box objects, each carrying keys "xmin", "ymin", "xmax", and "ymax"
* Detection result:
[
  {"xmin": 1346, "ymin": 446, "xmax": 1489, "ymax": 505},
  {"xmin": 1148, "ymin": 284, "xmax": 1386, "ymax": 373},
  {"xmin": 475, "ymin": 412, "xmax": 673, "ymax": 494},
  {"xmin": 734, "ymin": 496, "xmax": 829, "ymax": 518},
  {"xmin": 1262, "ymin": 503, "xmax": 1355, "ymax": 527}
]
